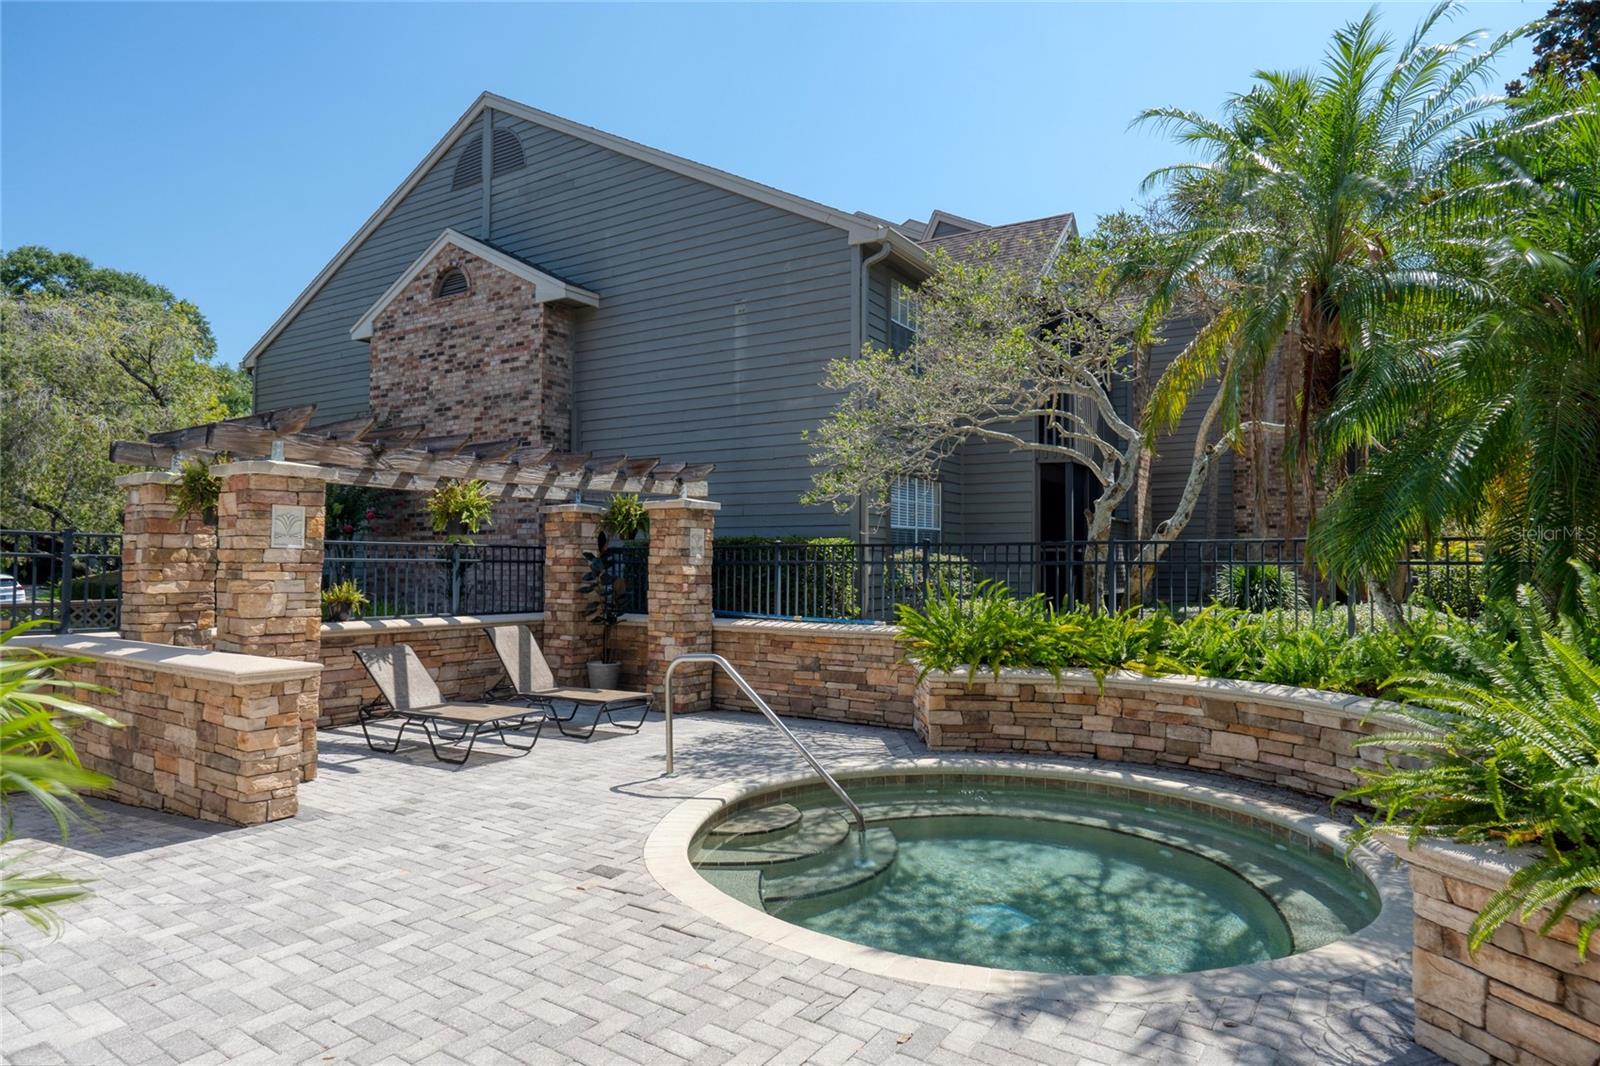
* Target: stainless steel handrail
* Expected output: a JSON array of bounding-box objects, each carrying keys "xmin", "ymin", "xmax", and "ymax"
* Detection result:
[{"xmin": 663, "ymin": 652, "xmax": 866, "ymax": 834}]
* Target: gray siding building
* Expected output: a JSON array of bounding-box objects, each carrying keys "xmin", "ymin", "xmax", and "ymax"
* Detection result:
[{"xmin": 246, "ymin": 92, "xmax": 1222, "ymax": 543}]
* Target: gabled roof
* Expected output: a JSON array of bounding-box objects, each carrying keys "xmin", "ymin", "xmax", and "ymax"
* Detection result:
[
  {"xmin": 922, "ymin": 210, "xmax": 989, "ymax": 239},
  {"xmin": 918, "ymin": 212, "xmax": 1079, "ymax": 277},
  {"xmin": 349, "ymin": 229, "xmax": 598, "ymax": 342},
  {"xmin": 243, "ymin": 92, "xmax": 920, "ymax": 369}
]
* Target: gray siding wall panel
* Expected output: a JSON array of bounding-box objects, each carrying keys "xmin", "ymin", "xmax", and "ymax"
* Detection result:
[
  {"xmin": 1144, "ymin": 315, "xmax": 1232, "ymax": 541},
  {"xmin": 957, "ymin": 428, "xmax": 1037, "ymax": 543},
  {"xmin": 252, "ymin": 115, "xmax": 488, "ymax": 423},
  {"xmin": 254, "ymin": 109, "xmax": 860, "ymax": 537}
]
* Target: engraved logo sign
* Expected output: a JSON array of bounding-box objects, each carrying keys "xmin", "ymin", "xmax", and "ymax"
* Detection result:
[
  {"xmin": 689, "ymin": 526, "xmax": 706, "ymax": 564},
  {"xmin": 271, "ymin": 505, "xmax": 306, "ymax": 549}
]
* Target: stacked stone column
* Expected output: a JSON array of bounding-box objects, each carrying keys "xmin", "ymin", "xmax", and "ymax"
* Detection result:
[
  {"xmin": 643, "ymin": 499, "xmax": 719, "ymax": 711},
  {"xmin": 212, "ymin": 461, "xmax": 329, "ymax": 781},
  {"xmin": 116, "ymin": 472, "xmax": 216, "ymax": 646},
  {"xmin": 541, "ymin": 504, "xmax": 604, "ymax": 685}
]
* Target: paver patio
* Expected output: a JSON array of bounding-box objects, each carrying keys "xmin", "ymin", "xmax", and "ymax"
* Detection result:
[{"xmin": 2, "ymin": 712, "xmax": 1439, "ymax": 1066}]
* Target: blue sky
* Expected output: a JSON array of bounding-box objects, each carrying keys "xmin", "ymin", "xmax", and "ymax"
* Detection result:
[{"xmin": 2, "ymin": 2, "xmax": 1537, "ymax": 366}]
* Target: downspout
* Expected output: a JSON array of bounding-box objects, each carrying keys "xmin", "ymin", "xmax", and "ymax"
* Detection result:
[{"xmin": 855, "ymin": 234, "xmax": 894, "ymax": 542}]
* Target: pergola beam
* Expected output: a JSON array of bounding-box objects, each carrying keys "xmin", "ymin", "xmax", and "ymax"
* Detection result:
[{"xmin": 112, "ymin": 403, "xmax": 713, "ymax": 500}]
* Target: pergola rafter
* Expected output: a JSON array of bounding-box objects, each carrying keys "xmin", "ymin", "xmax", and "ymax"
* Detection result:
[{"xmin": 110, "ymin": 405, "xmax": 714, "ymax": 502}]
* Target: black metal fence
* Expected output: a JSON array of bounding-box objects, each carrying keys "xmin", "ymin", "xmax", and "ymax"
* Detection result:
[
  {"xmin": 0, "ymin": 525, "xmax": 1486, "ymax": 633},
  {"xmin": 711, "ymin": 536, "xmax": 1488, "ymax": 626},
  {"xmin": 0, "ymin": 530, "xmax": 123, "ymax": 632},
  {"xmin": 609, "ymin": 541, "xmax": 649, "ymax": 614},
  {"xmin": 322, "ymin": 540, "xmax": 544, "ymax": 619}
]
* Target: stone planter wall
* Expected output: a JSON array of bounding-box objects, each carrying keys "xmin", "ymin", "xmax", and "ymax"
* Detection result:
[
  {"xmin": 318, "ymin": 614, "xmax": 543, "ymax": 726},
  {"xmin": 1395, "ymin": 838, "xmax": 1600, "ymax": 1066},
  {"xmin": 710, "ymin": 620, "xmax": 914, "ymax": 728},
  {"xmin": 914, "ymin": 668, "xmax": 1398, "ymax": 801},
  {"xmin": 21, "ymin": 634, "xmax": 321, "ymax": 826}
]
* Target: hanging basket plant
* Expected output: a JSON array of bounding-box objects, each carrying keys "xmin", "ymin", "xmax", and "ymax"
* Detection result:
[
  {"xmin": 601, "ymin": 493, "xmax": 649, "ymax": 542},
  {"xmin": 426, "ymin": 479, "xmax": 494, "ymax": 544}
]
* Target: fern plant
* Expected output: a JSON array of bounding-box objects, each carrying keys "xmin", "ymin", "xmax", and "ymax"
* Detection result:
[
  {"xmin": 896, "ymin": 581, "xmax": 1076, "ymax": 683},
  {"xmin": 1343, "ymin": 563, "xmax": 1600, "ymax": 958},
  {"xmin": 170, "ymin": 459, "xmax": 220, "ymax": 522},
  {"xmin": 1212, "ymin": 563, "xmax": 1307, "ymax": 612},
  {"xmin": 426, "ymin": 479, "xmax": 494, "ymax": 542}
]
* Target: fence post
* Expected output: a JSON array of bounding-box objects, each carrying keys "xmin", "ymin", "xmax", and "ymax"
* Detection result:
[
  {"xmin": 920, "ymin": 541, "xmax": 931, "ymax": 597},
  {"xmin": 1108, "ymin": 539, "xmax": 1119, "ymax": 613},
  {"xmin": 58, "ymin": 529, "xmax": 76, "ymax": 633},
  {"xmin": 448, "ymin": 541, "xmax": 462, "ymax": 614}
]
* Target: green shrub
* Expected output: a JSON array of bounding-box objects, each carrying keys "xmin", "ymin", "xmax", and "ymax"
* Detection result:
[
  {"xmin": 1212, "ymin": 563, "xmax": 1307, "ymax": 612},
  {"xmin": 884, "ymin": 548, "xmax": 985, "ymax": 608},
  {"xmin": 1327, "ymin": 627, "xmax": 1408, "ymax": 697},
  {"xmin": 896, "ymin": 583, "xmax": 1181, "ymax": 683},
  {"xmin": 716, "ymin": 536, "xmax": 859, "ymax": 619},
  {"xmin": 1410, "ymin": 541, "xmax": 1486, "ymax": 617},
  {"xmin": 1343, "ymin": 563, "xmax": 1600, "ymax": 959}
]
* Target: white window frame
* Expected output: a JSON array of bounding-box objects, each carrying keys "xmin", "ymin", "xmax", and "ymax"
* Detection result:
[
  {"xmin": 889, "ymin": 280, "xmax": 921, "ymax": 334},
  {"xmin": 890, "ymin": 476, "xmax": 940, "ymax": 543}
]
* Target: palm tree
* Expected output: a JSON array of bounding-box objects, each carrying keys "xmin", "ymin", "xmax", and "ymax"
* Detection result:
[
  {"xmin": 0, "ymin": 623, "xmax": 120, "ymax": 946},
  {"xmin": 1136, "ymin": 3, "xmax": 1520, "ymax": 537},
  {"xmin": 1312, "ymin": 74, "xmax": 1600, "ymax": 610}
]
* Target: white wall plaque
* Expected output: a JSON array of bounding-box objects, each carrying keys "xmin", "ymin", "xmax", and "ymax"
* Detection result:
[
  {"xmin": 271, "ymin": 505, "xmax": 306, "ymax": 549},
  {"xmin": 689, "ymin": 526, "xmax": 706, "ymax": 564}
]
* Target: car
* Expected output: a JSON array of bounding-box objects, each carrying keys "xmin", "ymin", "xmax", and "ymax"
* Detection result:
[{"xmin": 0, "ymin": 575, "xmax": 29, "ymax": 605}]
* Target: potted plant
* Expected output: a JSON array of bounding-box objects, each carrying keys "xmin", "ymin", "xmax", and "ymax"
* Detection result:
[
  {"xmin": 321, "ymin": 579, "xmax": 369, "ymax": 623},
  {"xmin": 425, "ymin": 479, "xmax": 494, "ymax": 543},
  {"xmin": 171, "ymin": 459, "xmax": 221, "ymax": 525},
  {"xmin": 578, "ymin": 545, "xmax": 626, "ymax": 688}
]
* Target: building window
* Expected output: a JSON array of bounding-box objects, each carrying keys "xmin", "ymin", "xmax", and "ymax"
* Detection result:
[
  {"xmin": 434, "ymin": 267, "xmax": 470, "ymax": 299},
  {"xmin": 890, "ymin": 476, "xmax": 940, "ymax": 543},
  {"xmin": 889, "ymin": 280, "xmax": 920, "ymax": 354}
]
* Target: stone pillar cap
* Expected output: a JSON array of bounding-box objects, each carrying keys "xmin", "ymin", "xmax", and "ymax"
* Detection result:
[
  {"xmin": 114, "ymin": 471, "xmax": 181, "ymax": 487},
  {"xmin": 210, "ymin": 460, "xmax": 332, "ymax": 479},
  {"xmin": 545, "ymin": 503, "xmax": 605, "ymax": 514},
  {"xmin": 642, "ymin": 498, "xmax": 721, "ymax": 512}
]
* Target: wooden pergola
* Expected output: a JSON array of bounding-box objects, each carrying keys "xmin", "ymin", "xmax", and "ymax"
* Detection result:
[{"xmin": 110, "ymin": 405, "xmax": 714, "ymax": 503}]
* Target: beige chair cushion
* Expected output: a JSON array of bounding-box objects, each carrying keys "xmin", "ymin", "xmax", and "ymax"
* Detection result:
[{"xmin": 356, "ymin": 645, "xmax": 445, "ymax": 711}]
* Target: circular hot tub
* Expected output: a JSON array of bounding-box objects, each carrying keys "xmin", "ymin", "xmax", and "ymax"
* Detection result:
[{"xmin": 646, "ymin": 760, "xmax": 1409, "ymax": 992}]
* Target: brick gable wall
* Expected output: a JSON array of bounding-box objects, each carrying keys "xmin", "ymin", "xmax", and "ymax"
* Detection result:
[{"xmin": 366, "ymin": 244, "xmax": 575, "ymax": 542}]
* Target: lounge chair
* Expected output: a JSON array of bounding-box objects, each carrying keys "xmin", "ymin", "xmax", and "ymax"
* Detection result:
[
  {"xmin": 484, "ymin": 624, "xmax": 652, "ymax": 740},
  {"xmin": 354, "ymin": 645, "xmax": 545, "ymax": 764}
]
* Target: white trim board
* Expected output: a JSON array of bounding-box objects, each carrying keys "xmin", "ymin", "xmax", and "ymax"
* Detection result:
[
  {"xmin": 242, "ymin": 91, "xmax": 916, "ymax": 369},
  {"xmin": 349, "ymin": 228, "xmax": 599, "ymax": 341}
]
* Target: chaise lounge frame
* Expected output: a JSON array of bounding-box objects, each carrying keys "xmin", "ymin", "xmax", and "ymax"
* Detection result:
[
  {"xmin": 484, "ymin": 624, "xmax": 652, "ymax": 740},
  {"xmin": 354, "ymin": 645, "xmax": 546, "ymax": 764}
]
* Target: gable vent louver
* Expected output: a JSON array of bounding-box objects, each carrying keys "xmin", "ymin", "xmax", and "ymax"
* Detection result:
[
  {"xmin": 451, "ymin": 135, "xmax": 484, "ymax": 190},
  {"xmin": 491, "ymin": 128, "xmax": 526, "ymax": 177},
  {"xmin": 435, "ymin": 267, "xmax": 470, "ymax": 299}
]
